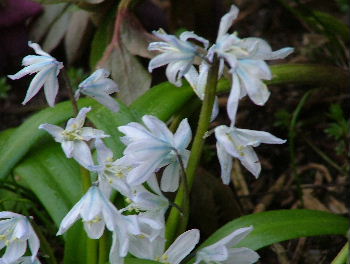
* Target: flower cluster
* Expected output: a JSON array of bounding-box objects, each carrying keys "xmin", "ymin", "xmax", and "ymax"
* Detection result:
[
  {"xmin": 148, "ymin": 4, "xmax": 291, "ymax": 182},
  {"xmin": 3, "ymin": 3, "xmax": 295, "ymax": 264}
]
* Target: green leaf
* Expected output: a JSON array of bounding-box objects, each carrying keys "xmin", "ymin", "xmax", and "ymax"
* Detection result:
[
  {"xmin": 130, "ymin": 81, "xmax": 194, "ymax": 121},
  {"xmin": 199, "ymin": 209, "xmax": 349, "ymax": 251},
  {"xmin": 14, "ymin": 143, "xmax": 82, "ymax": 226}
]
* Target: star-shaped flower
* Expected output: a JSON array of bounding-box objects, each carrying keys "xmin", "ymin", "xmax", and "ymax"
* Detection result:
[
  {"xmin": 210, "ymin": 5, "xmax": 294, "ymax": 123},
  {"xmin": 215, "ymin": 125, "xmax": 286, "ymax": 183},
  {"xmin": 8, "ymin": 41, "xmax": 63, "ymax": 107},
  {"xmin": 0, "ymin": 212, "xmax": 40, "ymax": 264},
  {"xmin": 39, "ymin": 107, "xmax": 109, "ymax": 169},
  {"xmin": 119, "ymin": 115, "xmax": 192, "ymax": 192},
  {"xmin": 57, "ymin": 186, "xmax": 120, "ymax": 239},
  {"xmin": 195, "ymin": 226, "xmax": 259, "ymax": 264},
  {"xmin": 148, "ymin": 29, "xmax": 209, "ymax": 86},
  {"xmin": 75, "ymin": 69, "xmax": 120, "ymax": 112}
]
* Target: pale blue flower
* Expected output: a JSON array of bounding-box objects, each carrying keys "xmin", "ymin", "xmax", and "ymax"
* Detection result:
[
  {"xmin": 8, "ymin": 41, "xmax": 63, "ymax": 107},
  {"xmin": 57, "ymin": 186, "xmax": 121, "ymax": 239},
  {"xmin": 195, "ymin": 226, "xmax": 259, "ymax": 264},
  {"xmin": 39, "ymin": 107, "xmax": 109, "ymax": 169},
  {"xmin": 0, "ymin": 212, "xmax": 40, "ymax": 264},
  {"xmin": 215, "ymin": 125, "xmax": 286, "ymax": 182},
  {"xmin": 148, "ymin": 29, "xmax": 209, "ymax": 86},
  {"xmin": 118, "ymin": 115, "xmax": 192, "ymax": 192},
  {"xmin": 210, "ymin": 5, "xmax": 294, "ymax": 124},
  {"xmin": 75, "ymin": 69, "xmax": 120, "ymax": 112}
]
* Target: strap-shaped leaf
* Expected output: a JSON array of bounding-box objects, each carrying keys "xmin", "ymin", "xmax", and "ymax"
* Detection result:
[{"xmin": 199, "ymin": 209, "xmax": 349, "ymax": 251}]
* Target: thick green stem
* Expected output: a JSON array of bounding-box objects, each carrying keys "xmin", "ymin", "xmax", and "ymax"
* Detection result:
[
  {"xmin": 331, "ymin": 243, "xmax": 349, "ymax": 264},
  {"xmin": 98, "ymin": 233, "xmax": 109, "ymax": 264},
  {"xmin": 165, "ymin": 59, "xmax": 219, "ymax": 246}
]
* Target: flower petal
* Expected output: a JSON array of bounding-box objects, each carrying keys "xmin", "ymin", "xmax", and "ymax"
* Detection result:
[
  {"xmin": 174, "ymin": 118, "xmax": 191, "ymax": 150},
  {"xmin": 217, "ymin": 5, "xmax": 239, "ymax": 40},
  {"xmin": 160, "ymin": 163, "xmax": 180, "ymax": 192},
  {"xmin": 164, "ymin": 229, "xmax": 200, "ymax": 264},
  {"xmin": 227, "ymin": 73, "xmax": 241, "ymax": 125},
  {"xmin": 43, "ymin": 68, "xmax": 59, "ymax": 107},
  {"xmin": 216, "ymin": 142, "xmax": 233, "ymax": 185}
]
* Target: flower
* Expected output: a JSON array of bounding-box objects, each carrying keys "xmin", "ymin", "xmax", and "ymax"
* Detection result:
[
  {"xmin": 195, "ymin": 226, "xmax": 259, "ymax": 264},
  {"xmin": 57, "ymin": 186, "xmax": 121, "ymax": 239},
  {"xmin": 210, "ymin": 5, "xmax": 294, "ymax": 123},
  {"xmin": 215, "ymin": 125, "xmax": 286, "ymax": 183},
  {"xmin": 118, "ymin": 115, "xmax": 192, "ymax": 192},
  {"xmin": 8, "ymin": 41, "xmax": 63, "ymax": 107},
  {"xmin": 148, "ymin": 29, "xmax": 208, "ymax": 86},
  {"xmin": 39, "ymin": 107, "xmax": 109, "ymax": 169},
  {"xmin": 92, "ymin": 139, "xmax": 133, "ymax": 197},
  {"xmin": 75, "ymin": 69, "xmax": 120, "ymax": 112},
  {"xmin": 155, "ymin": 229, "xmax": 200, "ymax": 264},
  {"xmin": 0, "ymin": 212, "xmax": 40, "ymax": 264}
]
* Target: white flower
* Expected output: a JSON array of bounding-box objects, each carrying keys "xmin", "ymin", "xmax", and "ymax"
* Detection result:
[
  {"xmin": 92, "ymin": 139, "xmax": 133, "ymax": 197},
  {"xmin": 56, "ymin": 186, "xmax": 120, "ymax": 239},
  {"xmin": 39, "ymin": 107, "xmax": 109, "ymax": 169},
  {"xmin": 215, "ymin": 125, "xmax": 286, "ymax": 183},
  {"xmin": 118, "ymin": 115, "xmax": 192, "ymax": 192},
  {"xmin": 75, "ymin": 69, "xmax": 120, "ymax": 112},
  {"xmin": 155, "ymin": 229, "xmax": 200, "ymax": 264},
  {"xmin": 148, "ymin": 29, "xmax": 209, "ymax": 86},
  {"xmin": 195, "ymin": 226, "xmax": 259, "ymax": 264},
  {"xmin": 211, "ymin": 5, "xmax": 294, "ymax": 123},
  {"xmin": 8, "ymin": 41, "xmax": 63, "ymax": 107},
  {"xmin": 0, "ymin": 212, "xmax": 40, "ymax": 264}
]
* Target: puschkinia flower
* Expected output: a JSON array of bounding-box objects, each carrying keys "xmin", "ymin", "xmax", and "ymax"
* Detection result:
[
  {"xmin": 195, "ymin": 226, "xmax": 259, "ymax": 264},
  {"xmin": 0, "ymin": 212, "xmax": 40, "ymax": 264},
  {"xmin": 215, "ymin": 125, "xmax": 286, "ymax": 183},
  {"xmin": 118, "ymin": 115, "xmax": 192, "ymax": 192},
  {"xmin": 8, "ymin": 41, "xmax": 63, "ymax": 107},
  {"xmin": 92, "ymin": 139, "xmax": 133, "ymax": 197},
  {"xmin": 75, "ymin": 69, "xmax": 120, "ymax": 112},
  {"xmin": 211, "ymin": 5, "xmax": 294, "ymax": 123},
  {"xmin": 57, "ymin": 186, "xmax": 121, "ymax": 239},
  {"xmin": 148, "ymin": 29, "xmax": 208, "ymax": 86},
  {"xmin": 39, "ymin": 107, "xmax": 109, "ymax": 169}
]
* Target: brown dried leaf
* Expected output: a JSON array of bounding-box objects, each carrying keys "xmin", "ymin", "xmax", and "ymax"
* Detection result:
[
  {"xmin": 64, "ymin": 10, "xmax": 93, "ymax": 65},
  {"xmin": 29, "ymin": 3, "xmax": 69, "ymax": 43}
]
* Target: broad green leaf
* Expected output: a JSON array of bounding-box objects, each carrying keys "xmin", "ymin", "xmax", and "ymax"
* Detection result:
[
  {"xmin": 130, "ymin": 81, "xmax": 194, "ymax": 121},
  {"xmin": 14, "ymin": 143, "xmax": 82, "ymax": 225},
  {"xmin": 199, "ymin": 209, "xmax": 349, "ymax": 251},
  {"xmin": 0, "ymin": 98, "xmax": 98, "ymax": 180}
]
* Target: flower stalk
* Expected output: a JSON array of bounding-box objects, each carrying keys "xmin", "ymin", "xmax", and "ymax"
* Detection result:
[
  {"xmin": 165, "ymin": 57, "xmax": 219, "ymax": 246},
  {"xmin": 60, "ymin": 68, "xmax": 79, "ymax": 115}
]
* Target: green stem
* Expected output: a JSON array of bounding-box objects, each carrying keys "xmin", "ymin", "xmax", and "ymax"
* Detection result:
[
  {"xmin": 331, "ymin": 243, "xmax": 349, "ymax": 264},
  {"xmin": 165, "ymin": 59, "xmax": 219, "ymax": 247},
  {"xmin": 87, "ymin": 238, "xmax": 98, "ymax": 264},
  {"xmin": 289, "ymin": 90, "xmax": 312, "ymax": 206},
  {"xmin": 98, "ymin": 233, "xmax": 109, "ymax": 264},
  {"xmin": 80, "ymin": 166, "xmax": 92, "ymax": 192}
]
